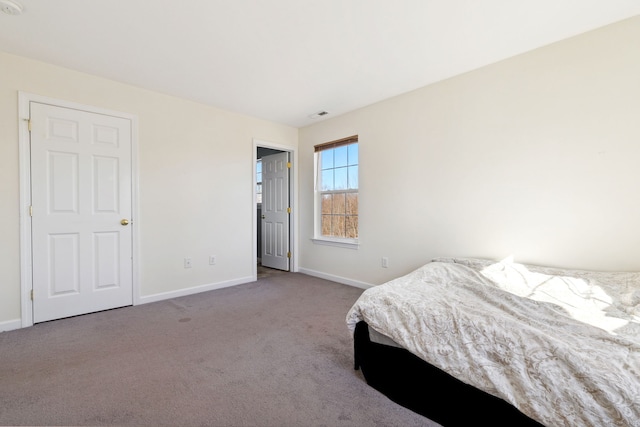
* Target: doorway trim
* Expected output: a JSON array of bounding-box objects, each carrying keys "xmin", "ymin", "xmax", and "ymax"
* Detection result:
[
  {"xmin": 18, "ymin": 92, "xmax": 140, "ymax": 328},
  {"xmin": 253, "ymin": 139, "xmax": 298, "ymax": 280}
]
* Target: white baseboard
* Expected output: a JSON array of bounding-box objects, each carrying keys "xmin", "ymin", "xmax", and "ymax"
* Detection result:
[
  {"xmin": 138, "ymin": 276, "xmax": 255, "ymax": 305},
  {"xmin": 2, "ymin": 272, "xmax": 366, "ymax": 332},
  {"xmin": 0, "ymin": 318, "xmax": 23, "ymax": 333},
  {"xmin": 298, "ymin": 268, "xmax": 373, "ymax": 289}
]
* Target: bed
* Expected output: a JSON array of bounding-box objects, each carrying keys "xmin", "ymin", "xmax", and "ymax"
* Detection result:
[{"xmin": 346, "ymin": 257, "xmax": 640, "ymax": 427}]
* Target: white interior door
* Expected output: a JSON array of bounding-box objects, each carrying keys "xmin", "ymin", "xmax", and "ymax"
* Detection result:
[
  {"xmin": 30, "ymin": 102, "xmax": 133, "ymax": 323},
  {"xmin": 261, "ymin": 152, "xmax": 290, "ymax": 271}
]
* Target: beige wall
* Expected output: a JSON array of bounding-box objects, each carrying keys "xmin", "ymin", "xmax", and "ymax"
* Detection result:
[
  {"xmin": 0, "ymin": 52, "xmax": 297, "ymax": 328},
  {"xmin": 299, "ymin": 17, "xmax": 640, "ymax": 285},
  {"xmin": 3, "ymin": 16, "xmax": 639, "ymax": 328}
]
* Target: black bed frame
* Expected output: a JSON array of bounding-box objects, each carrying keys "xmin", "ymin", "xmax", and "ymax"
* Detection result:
[{"xmin": 353, "ymin": 321, "xmax": 545, "ymax": 427}]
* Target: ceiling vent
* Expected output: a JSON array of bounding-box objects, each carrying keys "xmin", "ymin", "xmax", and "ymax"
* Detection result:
[
  {"xmin": 309, "ymin": 111, "xmax": 329, "ymax": 119},
  {"xmin": 0, "ymin": 0, "xmax": 23, "ymax": 15}
]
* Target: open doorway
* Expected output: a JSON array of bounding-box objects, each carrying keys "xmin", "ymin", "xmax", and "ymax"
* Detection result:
[{"xmin": 255, "ymin": 143, "xmax": 294, "ymax": 279}]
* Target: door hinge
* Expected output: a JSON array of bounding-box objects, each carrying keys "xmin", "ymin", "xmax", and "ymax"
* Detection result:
[
  {"xmin": 287, "ymin": 252, "xmax": 291, "ymax": 258},
  {"xmin": 30, "ymin": 290, "xmax": 34, "ymax": 301},
  {"xmin": 287, "ymin": 162, "xmax": 291, "ymax": 169},
  {"xmin": 28, "ymin": 119, "xmax": 32, "ymax": 132},
  {"xmin": 29, "ymin": 205, "xmax": 33, "ymax": 216},
  {"xmin": 287, "ymin": 207, "xmax": 291, "ymax": 214}
]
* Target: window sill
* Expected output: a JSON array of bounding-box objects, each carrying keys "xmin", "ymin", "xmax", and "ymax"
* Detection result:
[{"xmin": 311, "ymin": 237, "xmax": 360, "ymax": 250}]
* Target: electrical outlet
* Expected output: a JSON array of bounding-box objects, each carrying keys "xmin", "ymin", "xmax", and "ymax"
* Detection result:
[
  {"xmin": 381, "ymin": 257, "xmax": 389, "ymax": 268},
  {"xmin": 184, "ymin": 258, "xmax": 192, "ymax": 268},
  {"xmin": 209, "ymin": 255, "xmax": 216, "ymax": 265}
]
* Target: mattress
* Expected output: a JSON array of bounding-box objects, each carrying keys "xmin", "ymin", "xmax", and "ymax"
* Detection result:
[
  {"xmin": 367, "ymin": 325, "xmax": 401, "ymax": 348},
  {"xmin": 347, "ymin": 257, "xmax": 640, "ymax": 427}
]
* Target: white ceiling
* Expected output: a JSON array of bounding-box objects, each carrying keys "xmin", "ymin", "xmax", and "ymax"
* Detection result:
[{"xmin": 1, "ymin": 1, "xmax": 638, "ymax": 128}]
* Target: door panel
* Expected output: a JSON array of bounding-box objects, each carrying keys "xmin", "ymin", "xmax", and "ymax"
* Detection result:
[
  {"xmin": 31, "ymin": 102, "xmax": 133, "ymax": 323},
  {"xmin": 48, "ymin": 233, "xmax": 80, "ymax": 295},
  {"xmin": 261, "ymin": 152, "xmax": 290, "ymax": 271}
]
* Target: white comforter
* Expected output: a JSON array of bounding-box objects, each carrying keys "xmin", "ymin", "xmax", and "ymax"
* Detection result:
[{"xmin": 346, "ymin": 257, "xmax": 640, "ymax": 427}]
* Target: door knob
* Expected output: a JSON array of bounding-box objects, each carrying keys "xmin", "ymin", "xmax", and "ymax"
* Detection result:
[
  {"xmin": 121, "ymin": 219, "xmax": 130, "ymax": 226},
  {"xmin": 261, "ymin": 215, "xmax": 265, "ymax": 219}
]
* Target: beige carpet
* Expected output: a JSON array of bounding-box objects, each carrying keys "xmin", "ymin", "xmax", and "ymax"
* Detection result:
[{"xmin": 0, "ymin": 272, "xmax": 438, "ymax": 427}]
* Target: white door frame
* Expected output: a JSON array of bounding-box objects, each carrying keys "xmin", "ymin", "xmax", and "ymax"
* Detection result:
[
  {"xmin": 252, "ymin": 139, "xmax": 298, "ymax": 280},
  {"xmin": 18, "ymin": 92, "xmax": 140, "ymax": 328}
]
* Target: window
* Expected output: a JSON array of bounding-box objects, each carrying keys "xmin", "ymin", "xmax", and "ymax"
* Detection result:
[
  {"xmin": 314, "ymin": 135, "xmax": 358, "ymax": 245},
  {"xmin": 256, "ymin": 159, "xmax": 262, "ymax": 204}
]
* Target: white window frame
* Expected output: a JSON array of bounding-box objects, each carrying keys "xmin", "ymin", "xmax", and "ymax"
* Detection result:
[{"xmin": 312, "ymin": 136, "xmax": 359, "ymax": 249}]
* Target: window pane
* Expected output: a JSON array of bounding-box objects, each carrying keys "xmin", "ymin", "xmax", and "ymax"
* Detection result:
[
  {"xmin": 346, "ymin": 216, "xmax": 358, "ymax": 238},
  {"xmin": 332, "ymin": 193, "xmax": 346, "ymax": 215},
  {"xmin": 321, "ymin": 150, "xmax": 333, "ymax": 170},
  {"xmin": 331, "ymin": 216, "xmax": 346, "ymax": 238},
  {"xmin": 334, "ymin": 167, "xmax": 348, "ymax": 190},
  {"xmin": 256, "ymin": 183, "xmax": 262, "ymax": 204},
  {"xmin": 321, "ymin": 194, "xmax": 332, "ymax": 214},
  {"xmin": 347, "ymin": 165, "xmax": 358, "ymax": 189},
  {"xmin": 334, "ymin": 146, "xmax": 348, "ymax": 168},
  {"xmin": 346, "ymin": 193, "xmax": 358, "ymax": 215},
  {"xmin": 316, "ymin": 141, "xmax": 359, "ymax": 241},
  {"xmin": 321, "ymin": 215, "xmax": 332, "ymax": 236},
  {"xmin": 348, "ymin": 144, "xmax": 358, "ymax": 166},
  {"xmin": 321, "ymin": 169, "xmax": 334, "ymax": 191},
  {"xmin": 256, "ymin": 160, "xmax": 262, "ymax": 193}
]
